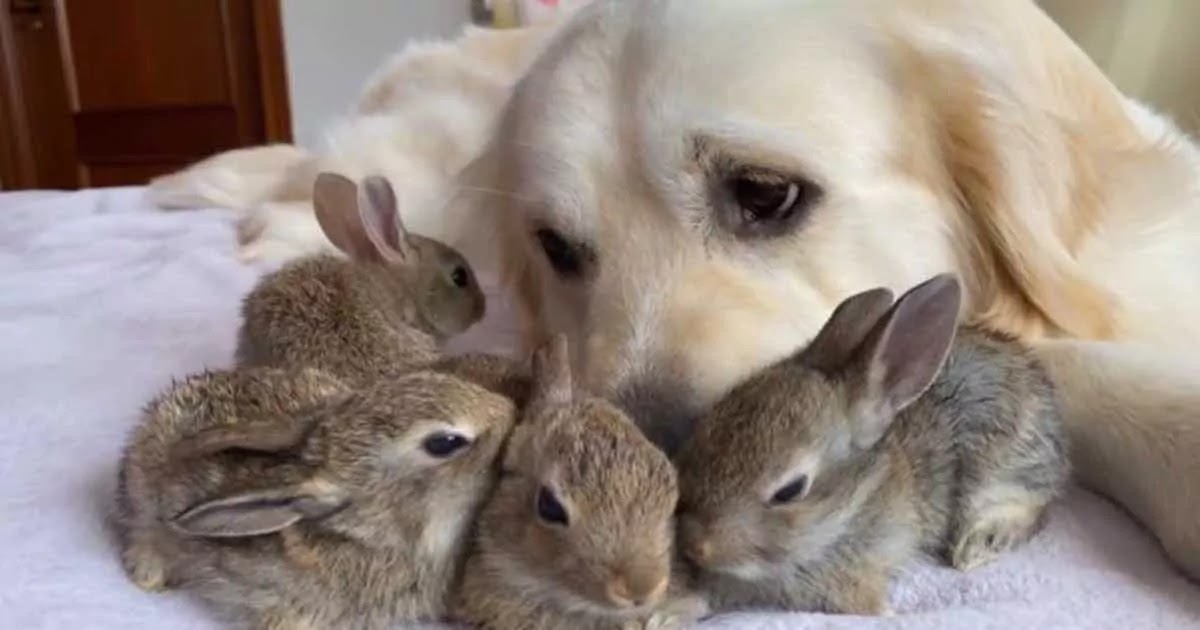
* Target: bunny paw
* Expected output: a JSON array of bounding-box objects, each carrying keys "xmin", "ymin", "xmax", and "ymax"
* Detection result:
[
  {"xmin": 122, "ymin": 549, "xmax": 169, "ymax": 592},
  {"xmin": 951, "ymin": 517, "xmax": 1035, "ymax": 571},
  {"xmin": 281, "ymin": 527, "xmax": 321, "ymax": 569},
  {"xmin": 256, "ymin": 612, "xmax": 317, "ymax": 630},
  {"xmin": 638, "ymin": 614, "xmax": 687, "ymax": 630},
  {"xmin": 641, "ymin": 594, "xmax": 710, "ymax": 629}
]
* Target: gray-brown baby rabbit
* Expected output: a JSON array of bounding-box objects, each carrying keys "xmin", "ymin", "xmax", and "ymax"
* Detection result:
[
  {"xmin": 116, "ymin": 367, "xmax": 516, "ymax": 629},
  {"xmin": 675, "ymin": 274, "xmax": 1069, "ymax": 616},
  {"xmin": 236, "ymin": 172, "xmax": 485, "ymax": 383},
  {"xmin": 428, "ymin": 352, "xmax": 532, "ymax": 408},
  {"xmin": 455, "ymin": 335, "xmax": 708, "ymax": 630}
]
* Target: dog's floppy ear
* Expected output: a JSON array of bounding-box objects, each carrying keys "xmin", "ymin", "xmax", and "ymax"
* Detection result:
[{"xmin": 889, "ymin": 0, "xmax": 1130, "ymax": 340}]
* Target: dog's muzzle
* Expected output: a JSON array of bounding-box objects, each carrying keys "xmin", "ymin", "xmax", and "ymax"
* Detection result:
[{"xmin": 615, "ymin": 379, "xmax": 700, "ymax": 456}]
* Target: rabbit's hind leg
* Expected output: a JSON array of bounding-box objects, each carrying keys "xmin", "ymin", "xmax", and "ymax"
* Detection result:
[{"xmin": 949, "ymin": 485, "xmax": 1049, "ymax": 571}]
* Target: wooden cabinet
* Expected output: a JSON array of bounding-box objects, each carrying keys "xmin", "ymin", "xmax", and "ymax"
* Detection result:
[{"xmin": 0, "ymin": 0, "xmax": 291, "ymax": 190}]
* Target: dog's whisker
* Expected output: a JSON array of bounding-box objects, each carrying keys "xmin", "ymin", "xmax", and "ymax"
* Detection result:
[
  {"xmin": 490, "ymin": 139, "xmax": 579, "ymax": 165},
  {"xmin": 445, "ymin": 185, "xmax": 539, "ymax": 204}
]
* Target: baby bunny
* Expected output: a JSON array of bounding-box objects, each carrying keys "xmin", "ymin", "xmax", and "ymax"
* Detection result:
[
  {"xmin": 428, "ymin": 352, "xmax": 532, "ymax": 407},
  {"xmin": 675, "ymin": 274, "xmax": 1069, "ymax": 616},
  {"xmin": 236, "ymin": 172, "xmax": 485, "ymax": 383},
  {"xmin": 116, "ymin": 367, "xmax": 516, "ymax": 629},
  {"xmin": 116, "ymin": 367, "xmax": 349, "ymax": 593},
  {"xmin": 455, "ymin": 335, "xmax": 708, "ymax": 630}
]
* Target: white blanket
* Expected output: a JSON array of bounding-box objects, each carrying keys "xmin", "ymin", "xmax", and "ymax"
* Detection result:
[{"xmin": 0, "ymin": 187, "xmax": 1196, "ymax": 629}]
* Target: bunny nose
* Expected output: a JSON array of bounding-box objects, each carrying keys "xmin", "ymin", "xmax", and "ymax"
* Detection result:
[
  {"xmin": 685, "ymin": 538, "xmax": 713, "ymax": 565},
  {"xmin": 606, "ymin": 571, "xmax": 669, "ymax": 609},
  {"xmin": 678, "ymin": 516, "xmax": 714, "ymax": 567}
]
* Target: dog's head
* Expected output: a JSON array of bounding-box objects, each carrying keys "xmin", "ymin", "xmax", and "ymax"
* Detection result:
[{"xmin": 474, "ymin": 0, "xmax": 1132, "ymax": 451}]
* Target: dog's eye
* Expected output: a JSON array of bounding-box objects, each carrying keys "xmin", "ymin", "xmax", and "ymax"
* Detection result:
[
  {"xmin": 725, "ymin": 170, "xmax": 821, "ymax": 238},
  {"xmin": 736, "ymin": 177, "xmax": 798, "ymax": 220},
  {"xmin": 535, "ymin": 228, "xmax": 584, "ymax": 277},
  {"xmin": 769, "ymin": 474, "xmax": 809, "ymax": 505}
]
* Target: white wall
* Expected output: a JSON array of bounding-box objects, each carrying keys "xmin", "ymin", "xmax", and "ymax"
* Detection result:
[
  {"xmin": 277, "ymin": 1, "xmax": 1200, "ymax": 147},
  {"xmin": 281, "ymin": 1, "xmax": 471, "ymax": 149}
]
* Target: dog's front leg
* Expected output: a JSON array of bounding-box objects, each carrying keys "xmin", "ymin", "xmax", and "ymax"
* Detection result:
[{"xmin": 1034, "ymin": 338, "xmax": 1200, "ymax": 581}]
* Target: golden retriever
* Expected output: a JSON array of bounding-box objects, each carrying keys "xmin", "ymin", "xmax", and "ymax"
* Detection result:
[
  {"xmin": 150, "ymin": 24, "xmax": 548, "ymax": 263},
  {"xmin": 152, "ymin": 0, "xmax": 1200, "ymax": 581},
  {"xmin": 475, "ymin": 0, "xmax": 1200, "ymax": 580}
]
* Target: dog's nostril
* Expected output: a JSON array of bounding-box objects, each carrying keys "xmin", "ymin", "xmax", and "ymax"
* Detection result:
[{"xmin": 615, "ymin": 380, "xmax": 698, "ymax": 455}]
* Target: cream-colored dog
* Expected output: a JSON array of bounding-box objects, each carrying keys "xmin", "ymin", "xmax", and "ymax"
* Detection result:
[
  {"xmin": 150, "ymin": 24, "xmax": 547, "ymax": 263},
  {"xmin": 154, "ymin": 0, "xmax": 1200, "ymax": 581},
  {"xmin": 477, "ymin": 0, "xmax": 1200, "ymax": 581}
]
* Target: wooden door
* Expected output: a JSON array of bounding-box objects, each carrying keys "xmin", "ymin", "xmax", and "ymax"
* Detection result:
[{"xmin": 0, "ymin": 0, "xmax": 291, "ymax": 190}]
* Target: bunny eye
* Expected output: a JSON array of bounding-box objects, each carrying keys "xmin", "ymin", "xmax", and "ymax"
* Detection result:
[
  {"xmin": 536, "ymin": 486, "xmax": 569, "ymax": 526},
  {"xmin": 769, "ymin": 474, "xmax": 809, "ymax": 505},
  {"xmin": 450, "ymin": 265, "xmax": 470, "ymax": 288},
  {"xmin": 421, "ymin": 432, "xmax": 472, "ymax": 458}
]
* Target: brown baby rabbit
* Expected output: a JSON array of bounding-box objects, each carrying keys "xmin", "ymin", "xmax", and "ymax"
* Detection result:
[
  {"xmin": 675, "ymin": 274, "xmax": 1069, "ymax": 616},
  {"xmin": 116, "ymin": 367, "xmax": 516, "ymax": 629},
  {"xmin": 455, "ymin": 335, "xmax": 708, "ymax": 630},
  {"xmin": 428, "ymin": 352, "xmax": 532, "ymax": 407},
  {"xmin": 236, "ymin": 172, "xmax": 485, "ymax": 383}
]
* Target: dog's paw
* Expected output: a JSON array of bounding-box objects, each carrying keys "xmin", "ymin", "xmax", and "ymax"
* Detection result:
[
  {"xmin": 235, "ymin": 231, "xmax": 331, "ymax": 266},
  {"xmin": 233, "ymin": 201, "xmax": 334, "ymax": 266}
]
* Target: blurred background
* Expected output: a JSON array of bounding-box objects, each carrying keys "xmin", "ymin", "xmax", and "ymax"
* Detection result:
[
  {"xmin": 0, "ymin": 0, "xmax": 1197, "ymax": 191},
  {"xmin": 282, "ymin": 2, "xmax": 469, "ymax": 150},
  {"xmin": 1041, "ymin": 0, "xmax": 1199, "ymax": 132}
]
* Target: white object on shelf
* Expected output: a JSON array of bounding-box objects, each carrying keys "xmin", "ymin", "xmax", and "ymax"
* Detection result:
[
  {"xmin": 517, "ymin": 0, "xmax": 563, "ymax": 24},
  {"xmin": 485, "ymin": 0, "xmax": 585, "ymax": 27}
]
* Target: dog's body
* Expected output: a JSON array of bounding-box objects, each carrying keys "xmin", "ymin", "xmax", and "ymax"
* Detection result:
[
  {"xmin": 153, "ymin": 0, "xmax": 1200, "ymax": 580},
  {"xmin": 150, "ymin": 24, "xmax": 548, "ymax": 263}
]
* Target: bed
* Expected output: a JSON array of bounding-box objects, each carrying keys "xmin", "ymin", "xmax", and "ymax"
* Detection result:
[{"xmin": 1, "ymin": 186, "xmax": 1197, "ymax": 629}]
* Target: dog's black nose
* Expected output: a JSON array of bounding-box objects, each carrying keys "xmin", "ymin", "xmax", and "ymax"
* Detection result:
[{"xmin": 615, "ymin": 379, "xmax": 699, "ymax": 455}]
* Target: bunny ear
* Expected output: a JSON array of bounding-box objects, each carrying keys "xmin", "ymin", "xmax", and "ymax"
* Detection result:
[
  {"xmin": 169, "ymin": 480, "xmax": 349, "ymax": 538},
  {"xmin": 171, "ymin": 418, "xmax": 309, "ymax": 460},
  {"xmin": 313, "ymin": 172, "xmax": 383, "ymax": 262},
  {"xmin": 843, "ymin": 274, "xmax": 961, "ymax": 449},
  {"xmin": 356, "ymin": 175, "xmax": 415, "ymax": 263},
  {"xmin": 799, "ymin": 287, "xmax": 896, "ymax": 373},
  {"xmin": 530, "ymin": 334, "xmax": 572, "ymax": 409}
]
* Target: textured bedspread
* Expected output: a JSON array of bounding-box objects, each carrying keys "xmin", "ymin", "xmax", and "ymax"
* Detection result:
[{"xmin": 0, "ymin": 187, "xmax": 1196, "ymax": 629}]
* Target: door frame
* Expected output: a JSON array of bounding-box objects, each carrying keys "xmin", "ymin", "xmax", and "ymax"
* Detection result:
[
  {"xmin": 0, "ymin": 5, "xmax": 34, "ymax": 189},
  {"xmin": 253, "ymin": 0, "xmax": 292, "ymax": 144}
]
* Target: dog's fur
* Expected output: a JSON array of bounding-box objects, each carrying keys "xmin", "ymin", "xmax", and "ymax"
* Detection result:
[
  {"xmin": 477, "ymin": 0, "xmax": 1200, "ymax": 580},
  {"xmin": 152, "ymin": 1, "xmax": 1200, "ymax": 581},
  {"xmin": 149, "ymin": 24, "xmax": 550, "ymax": 263}
]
